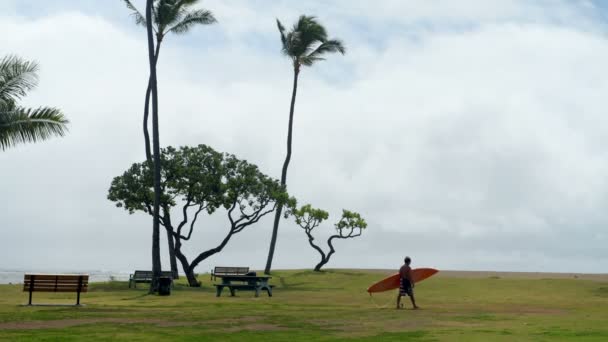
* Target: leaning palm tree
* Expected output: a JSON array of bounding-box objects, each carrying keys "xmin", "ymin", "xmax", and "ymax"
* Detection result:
[
  {"xmin": 264, "ymin": 16, "xmax": 345, "ymax": 274},
  {"xmin": 124, "ymin": 0, "xmax": 216, "ymax": 280},
  {"xmin": 0, "ymin": 55, "xmax": 68, "ymax": 150}
]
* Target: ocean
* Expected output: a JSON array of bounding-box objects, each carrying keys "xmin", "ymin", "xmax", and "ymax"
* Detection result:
[{"xmin": 0, "ymin": 270, "xmax": 132, "ymax": 284}]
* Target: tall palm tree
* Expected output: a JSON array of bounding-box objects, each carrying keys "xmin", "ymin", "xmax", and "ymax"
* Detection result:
[
  {"xmin": 0, "ymin": 55, "xmax": 68, "ymax": 150},
  {"xmin": 144, "ymin": 0, "xmax": 163, "ymax": 294},
  {"xmin": 264, "ymin": 16, "xmax": 345, "ymax": 274},
  {"xmin": 124, "ymin": 0, "xmax": 216, "ymax": 161},
  {"xmin": 124, "ymin": 0, "xmax": 216, "ymax": 279}
]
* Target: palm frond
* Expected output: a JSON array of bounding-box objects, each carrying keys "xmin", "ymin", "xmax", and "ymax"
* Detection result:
[
  {"xmin": 0, "ymin": 105, "xmax": 69, "ymax": 150},
  {"xmin": 123, "ymin": 0, "xmax": 147, "ymax": 26},
  {"xmin": 285, "ymin": 31, "xmax": 302, "ymax": 57},
  {"xmin": 168, "ymin": 9, "xmax": 216, "ymax": 34},
  {"xmin": 278, "ymin": 14, "xmax": 345, "ymax": 67},
  {"xmin": 0, "ymin": 55, "xmax": 39, "ymax": 104},
  {"xmin": 306, "ymin": 39, "xmax": 346, "ymax": 61},
  {"xmin": 299, "ymin": 55, "xmax": 325, "ymax": 67},
  {"xmin": 292, "ymin": 16, "xmax": 327, "ymax": 57},
  {"xmin": 277, "ymin": 19, "xmax": 287, "ymax": 51}
]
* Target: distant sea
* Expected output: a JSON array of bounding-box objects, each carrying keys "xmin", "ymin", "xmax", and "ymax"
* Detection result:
[{"xmin": 0, "ymin": 270, "xmax": 132, "ymax": 284}]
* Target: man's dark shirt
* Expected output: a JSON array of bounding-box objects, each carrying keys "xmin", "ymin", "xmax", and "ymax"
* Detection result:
[{"xmin": 400, "ymin": 264, "xmax": 412, "ymax": 282}]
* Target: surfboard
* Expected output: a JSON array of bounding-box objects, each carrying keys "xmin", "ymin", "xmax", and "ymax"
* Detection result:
[{"xmin": 367, "ymin": 268, "xmax": 439, "ymax": 293}]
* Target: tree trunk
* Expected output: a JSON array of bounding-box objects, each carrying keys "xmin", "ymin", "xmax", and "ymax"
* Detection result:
[
  {"xmin": 143, "ymin": 38, "xmax": 162, "ymax": 162},
  {"xmin": 143, "ymin": 39, "xmax": 175, "ymax": 279},
  {"xmin": 184, "ymin": 268, "xmax": 200, "ymax": 287},
  {"xmin": 305, "ymin": 231, "xmax": 327, "ymax": 272},
  {"xmin": 172, "ymin": 228, "xmax": 235, "ymax": 287},
  {"xmin": 166, "ymin": 228, "xmax": 179, "ymax": 279},
  {"xmin": 173, "ymin": 242, "xmax": 199, "ymax": 286},
  {"xmin": 145, "ymin": 0, "xmax": 162, "ymax": 294},
  {"xmin": 315, "ymin": 236, "xmax": 338, "ymax": 272},
  {"xmin": 265, "ymin": 66, "xmax": 300, "ymax": 274}
]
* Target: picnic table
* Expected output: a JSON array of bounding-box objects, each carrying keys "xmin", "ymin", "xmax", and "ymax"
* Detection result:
[{"xmin": 213, "ymin": 274, "xmax": 273, "ymax": 297}]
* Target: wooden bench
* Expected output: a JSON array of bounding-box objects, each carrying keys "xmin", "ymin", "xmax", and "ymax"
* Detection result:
[
  {"xmin": 128, "ymin": 270, "xmax": 174, "ymax": 288},
  {"xmin": 23, "ymin": 274, "xmax": 88, "ymax": 306},
  {"xmin": 210, "ymin": 266, "xmax": 249, "ymax": 281}
]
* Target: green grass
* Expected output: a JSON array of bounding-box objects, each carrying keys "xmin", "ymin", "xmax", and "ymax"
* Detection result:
[{"xmin": 1, "ymin": 270, "xmax": 607, "ymax": 341}]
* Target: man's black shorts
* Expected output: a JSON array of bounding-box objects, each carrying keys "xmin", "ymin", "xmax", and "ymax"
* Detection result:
[{"xmin": 399, "ymin": 278, "xmax": 413, "ymax": 296}]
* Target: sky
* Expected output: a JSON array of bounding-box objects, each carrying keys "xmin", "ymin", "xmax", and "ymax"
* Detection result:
[{"xmin": 1, "ymin": 0, "xmax": 607, "ymax": 274}]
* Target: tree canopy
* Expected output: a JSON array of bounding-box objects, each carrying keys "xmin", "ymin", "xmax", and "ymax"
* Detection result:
[
  {"xmin": 289, "ymin": 204, "xmax": 367, "ymax": 271},
  {"xmin": 277, "ymin": 15, "xmax": 345, "ymax": 70},
  {"xmin": 108, "ymin": 144, "xmax": 293, "ymax": 286},
  {"xmin": 124, "ymin": 0, "xmax": 216, "ymax": 42}
]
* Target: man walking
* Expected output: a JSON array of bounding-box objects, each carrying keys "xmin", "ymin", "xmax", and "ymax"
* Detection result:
[{"xmin": 397, "ymin": 256, "xmax": 419, "ymax": 309}]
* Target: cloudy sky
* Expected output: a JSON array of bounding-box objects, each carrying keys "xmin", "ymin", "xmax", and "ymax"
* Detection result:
[{"xmin": 1, "ymin": 0, "xmax": 607, "ymax": 275}]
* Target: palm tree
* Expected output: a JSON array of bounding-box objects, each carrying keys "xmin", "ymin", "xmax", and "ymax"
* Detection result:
[
  {"xmin": 264, "ymin": 16, "xmax": 345, "ymax": 274},
  {"xmin": 124, "ymin": 0, "xmax": 216, "ymax": 280},
  {"xmin": 144, "ymin": 0, "xmax": 163, "ymax": 294},
  {"xmin": 0, "ymin": 55, "xmax": 68, "ymax": 150},
  {"xmin": 124, "ymin": 0, "xmax": 216, "ymax": 161}
]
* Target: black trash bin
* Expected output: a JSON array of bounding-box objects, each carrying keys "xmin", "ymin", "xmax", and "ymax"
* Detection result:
[{"xmin": 158, "ymin": 276, "xmax": 172, "ymax": 296}]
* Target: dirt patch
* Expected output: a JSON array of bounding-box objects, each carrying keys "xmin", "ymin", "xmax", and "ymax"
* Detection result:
[
  {"xmin": 223, "ymin": 323, "xmax": 288, "ymax": 332},
  {"xmin": 208, "ymin": 316, "xmax": 258, "ymax": 325},
  {"xmin": 0, "ymin": 318, "xmax": 198, "ymax": 330}
]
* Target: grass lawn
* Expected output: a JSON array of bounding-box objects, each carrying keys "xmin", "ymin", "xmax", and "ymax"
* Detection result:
[{"xmin": 1, "ymin": 270, "xmax": 607, "ymax": 341}]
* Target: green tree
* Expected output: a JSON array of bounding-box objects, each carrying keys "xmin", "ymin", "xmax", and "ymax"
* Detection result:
[
  {"xmin": 289, "ymin": 204, "xmax": 367, "ymax": 271},
  {"xmin": 0, "ymin": 55, "xmax": 68, "ymax": 150},
  {"xmin": 265, "ymin": 15, "xmax": 346, "ymax": 274},
  {"xmin": 108, "ymin": 145, "xmax": 293, "ymax": 287},
  {"xmin": 125, "ymin": 0, "xmax": 215, "ymax": 282}
]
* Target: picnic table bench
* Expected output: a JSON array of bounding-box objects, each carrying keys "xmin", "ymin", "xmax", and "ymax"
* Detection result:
[
  {"xmin": 129, "ymin": 270, "xmax": 175, "ymax": 288},
  {"xmin": 23, "ymin": 274, "xmax": 88, "ymax": 306},
  {"xmin": 213, "ymin": 272, "xmax": 274, "ymax": 297},
  {"xmin": 210, "ymin": 266, "xmax": 250, "ymax": 280}
]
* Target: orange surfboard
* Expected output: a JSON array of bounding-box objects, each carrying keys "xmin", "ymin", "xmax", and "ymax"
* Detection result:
[{"xmin": 367, "ymin": 268, "xmax": 439, "ymax": 293}]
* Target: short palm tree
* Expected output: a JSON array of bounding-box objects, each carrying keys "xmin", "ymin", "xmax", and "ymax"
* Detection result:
[
  {"xmin": 0, "ymin": 55, "xmax": 68, "ymax": 150},
  {"xmin": 124, "ymin": 0, "xmax": 216, "ymax": 281},
  {"xmin": 264, "ymin": 15, "xmax": 345, "ymax": 274}
]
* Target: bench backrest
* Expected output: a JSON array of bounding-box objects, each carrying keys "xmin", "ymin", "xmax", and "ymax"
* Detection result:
[
  {"xmin": 23, "ymin": 274, "xmax": 89, "ymax": 293},
  {"xmin": 132, "ymin": 270, "xmax": 174, "ymax": 280},
  {"xmin": 213, "ymin": 266, "xmax": 250, "ymax": 277}
]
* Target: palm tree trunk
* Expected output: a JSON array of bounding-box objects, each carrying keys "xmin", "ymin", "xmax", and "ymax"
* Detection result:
[
  {"xmin": 265, "ymin": 66, "xmax": 300, "ymax": 274},
  {"xmin": 145, "ymin": 0, "xmax": 162, "ymax": 294},
  {"xmin": 143, "ymin": 42, "xmax": 161, "ymax": 162},
  {"xmin": 143, "ymin": 40, "xmax": 178, "ymax": 278}
]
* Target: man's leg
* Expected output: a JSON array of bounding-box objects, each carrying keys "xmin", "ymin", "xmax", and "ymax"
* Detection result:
[
  {"xmin": 396, "ymin": 292, "xmax": 402, "ymax": 309},
  {"xmin": 409, "ymin": 290, "xmax": 419, "ymax": 309}
]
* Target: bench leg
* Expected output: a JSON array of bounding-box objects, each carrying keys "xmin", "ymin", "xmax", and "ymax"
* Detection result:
[
  {"xmin": 77, "ymin": 290, "xmax": 81, "ymax": 306},
  {"xmin": 267, "ymin": 287, "xmax": 272, "ymax": 297},
  {"xmin": 28, "ymin": 290, "xmax": 32, "ymax": 305},
  {"xmin": 255, "ymin": 288, "xmax": 260, "ymax": 297},
  {"xmin": 230, "ymin": 288, "xmax": 236, "ymax": 297},
  {"xmin": 216, "ymin": 286, "xmax": 222, "ymax": 297}
]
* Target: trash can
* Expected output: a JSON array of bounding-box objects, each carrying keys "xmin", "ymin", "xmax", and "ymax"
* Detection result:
[{"xmin": 158, "ymin": 276, "xmax": 172, "ymax": 296}]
